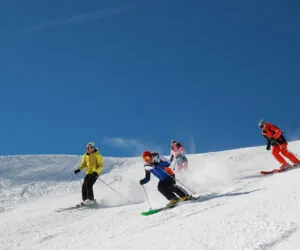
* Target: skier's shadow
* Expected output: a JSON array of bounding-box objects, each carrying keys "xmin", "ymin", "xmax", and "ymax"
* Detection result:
[
  {"xmin": 179, "ymin": 189, "xmax": 264, "ymax": 219},
  {"xmin": 198, "ymin": 189, "xmax": 263, "ymax": 203}
]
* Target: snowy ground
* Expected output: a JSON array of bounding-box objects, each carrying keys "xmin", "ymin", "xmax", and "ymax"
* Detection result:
[{"xmin": 1, "ymin": 142, "xmax": 300, "ymax": 250}]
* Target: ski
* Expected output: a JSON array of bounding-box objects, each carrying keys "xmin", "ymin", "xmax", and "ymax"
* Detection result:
[
  {"xmin": 260, "ymin": 166, "xmax": 299, "ymax": 175},
  {"xmin": 141, "ymin": 196, "xmax": 201, "ymax": 216},
  {"xmin": 260, "ymin": 170, "xmax": 279, "ymax": 175},
  {"xmin": 56, "ymin": 205, "xmax": 84, "ymax": 213},
  {"xmin": 56, "ymin": 200, "xmax": 98, "ymax": 212}
]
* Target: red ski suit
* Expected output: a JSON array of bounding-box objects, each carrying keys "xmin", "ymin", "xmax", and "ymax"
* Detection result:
[{"xmin": 262, "ymin": 123, "xmax": 300, "ymax": 165}]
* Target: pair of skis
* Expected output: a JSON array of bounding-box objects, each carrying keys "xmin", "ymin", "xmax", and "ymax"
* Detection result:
[
  {"xmin": 141, "ymin": 196, "xmax": 201, "ymax": 216},
  {"xmin": 56, "ymin": 200, "xmax": 98, "ymax": 212},
  {"xmin": 260, "ymin": 165, "xmax": 299, "ymax": 175}
]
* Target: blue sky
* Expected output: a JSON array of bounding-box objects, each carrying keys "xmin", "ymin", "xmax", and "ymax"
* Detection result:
[{"xmin": 1, "ymin": 0, "xmax": 300, "ymax": 157}]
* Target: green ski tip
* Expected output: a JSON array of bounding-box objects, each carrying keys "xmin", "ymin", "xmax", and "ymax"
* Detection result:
[{"xmin": 141, "ymin": 208, "xmax": 163, "ymax": 216}]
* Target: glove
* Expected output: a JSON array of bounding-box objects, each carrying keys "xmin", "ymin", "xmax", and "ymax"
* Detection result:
[
  {"xmin": 266, "ymin": 144, "xmax": 271, "ymax": 151},
  {"xmin": 74, "ymin": 169, "xmax": 80, "ymax": 174},
  {"xmin": 139, "ymin": 179, "xmax": 145, "ymax": 185}
]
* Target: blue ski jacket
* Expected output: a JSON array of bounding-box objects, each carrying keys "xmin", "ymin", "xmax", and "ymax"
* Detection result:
[{"xmin": 140, "ymin": 161, "xmax": 174, "ymax": 184}]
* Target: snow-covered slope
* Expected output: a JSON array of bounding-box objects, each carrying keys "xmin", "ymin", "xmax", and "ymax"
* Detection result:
[{"xmin": 1, "ymin": 142, "xmax": 300, "ymax": 249}]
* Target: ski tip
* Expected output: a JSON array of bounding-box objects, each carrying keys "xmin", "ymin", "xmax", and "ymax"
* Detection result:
[
  {"xmin": 260, "ymin": 171, "xmax": 272, "ymax": 175},
  {"xmin": 260, "ymin": 168, "xmax": 285, "ymax": 175},
  {"xmin": 141, "ymin": 208, "xmax": 163, "ymax": 216}
]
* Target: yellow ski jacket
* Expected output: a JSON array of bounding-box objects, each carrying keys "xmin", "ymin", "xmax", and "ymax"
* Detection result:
[{"xmin": 78, "ymin": 149, "xmax": 103, "ymax": 176}]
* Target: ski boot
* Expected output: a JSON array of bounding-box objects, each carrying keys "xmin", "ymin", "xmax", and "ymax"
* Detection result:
[
  {"xmin": 179, "ymin": 195, "xmax": 192, "ymax": 202},
  {"xmin": 280, "ymin": 163, "xmax": 292, "ymax": 170},
  {"xmin": 293, "ymin": 162, "xmax": 300, "ymax": 168},
  {"xmin": 83, "ymin": 199, "xmax": 97, "ymax": 207},
  {"xmin": 167, "ymin": 198, "xmax": 179, "ymax": 207}
]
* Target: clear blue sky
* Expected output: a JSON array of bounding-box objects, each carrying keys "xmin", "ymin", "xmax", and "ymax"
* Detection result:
[{"xmin": 1, "ymin": 0, "xmax": 300, "ymax": 157}]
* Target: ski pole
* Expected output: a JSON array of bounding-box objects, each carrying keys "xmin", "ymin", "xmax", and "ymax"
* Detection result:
[
  {"xmin": 67, "ymin": 173, "xmax": 76, "ymax": 192},
  {"xmin": 171, "ymin": 175, "xmax": 196, "ymax": 195},
  {"xmin": 73, "ymin": 173, "xmax": 83, "ymax": 195},
  {"xmin": 142, "ymin": 185, "xmax": 152, "ymax": 209},
  {"xmin": 273, "ymin": 141, "xmax": 300, "ymax": 158},
  {"xmin": 153, "ymin": 165, "xmax": 196, "ymax": 195},
  {"xmin": 68, "ymin": 172, "xmax": 75, "ymax": 182},
  {"xmin": 161, "ymin": 164, "xmax": 196, "ymax": 195},
  {"xmin": 98, "ymin": 179, "xmax": 133, "ymax": 203},
  {"xmin": 75, "ymin": 173, "xmax": 83, "ymax": 186}
]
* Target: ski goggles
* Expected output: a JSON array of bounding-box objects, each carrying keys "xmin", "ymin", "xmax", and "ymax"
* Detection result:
[
  {"xmin": 86, "ymin": 144, "xmax": 95, "ymax": 153},
  {"xmin": 143, "ymin": 155, "xmax": 152, "ymax": 162}
]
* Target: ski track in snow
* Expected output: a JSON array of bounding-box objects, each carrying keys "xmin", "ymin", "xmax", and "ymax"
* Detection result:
[{"xmin": 1, "ymin": 142, "xmax": 300, "ymax": 249}]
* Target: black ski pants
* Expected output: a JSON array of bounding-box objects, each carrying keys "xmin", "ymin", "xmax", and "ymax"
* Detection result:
[
  {"xmin": 157, "ymin": 176, "xmax": 189, "ymax": 200},
  {"xmin": 82, "ymin": 173, "xmax": 98, "ymax": 201}
]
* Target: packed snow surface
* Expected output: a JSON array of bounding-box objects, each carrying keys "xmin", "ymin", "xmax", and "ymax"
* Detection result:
[{"xmin": 1, "ymin": 142, "xmax": 300, "ymax": 249}]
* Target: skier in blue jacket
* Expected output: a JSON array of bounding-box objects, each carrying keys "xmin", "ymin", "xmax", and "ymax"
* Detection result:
[{"xmin": 139, "ymin": 151, "xmax": 190, "ymax": 206}]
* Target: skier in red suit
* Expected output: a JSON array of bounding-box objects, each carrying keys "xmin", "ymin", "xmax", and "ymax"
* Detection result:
[{"xmin": 258, "ymin": 119, "xmax": 300, "ymax": 169}]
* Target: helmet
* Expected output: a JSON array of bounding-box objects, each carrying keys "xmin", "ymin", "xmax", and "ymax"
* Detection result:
[
  {"xmin": 142, "ymin": 151, "xmax": 151, "ymax": 158},
  {"xmin": 258, "ymin": 119, "xmax": 266, "ymax": 128},
  {"xmin": 171, "ymin": 140, "xmax": 177, "ymax": 147},
  {"xmin": 86, "ymin": 142, "xmax": 96, "ymax": 153},
  {"xmin": 142, "ymin": 151, "xmax": 152, "ymax": 163}
]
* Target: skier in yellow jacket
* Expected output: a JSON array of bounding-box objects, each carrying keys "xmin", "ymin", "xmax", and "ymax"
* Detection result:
[{"xmin": 74, "ymin": 142, "xmax": 104, "ymax": 205}]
